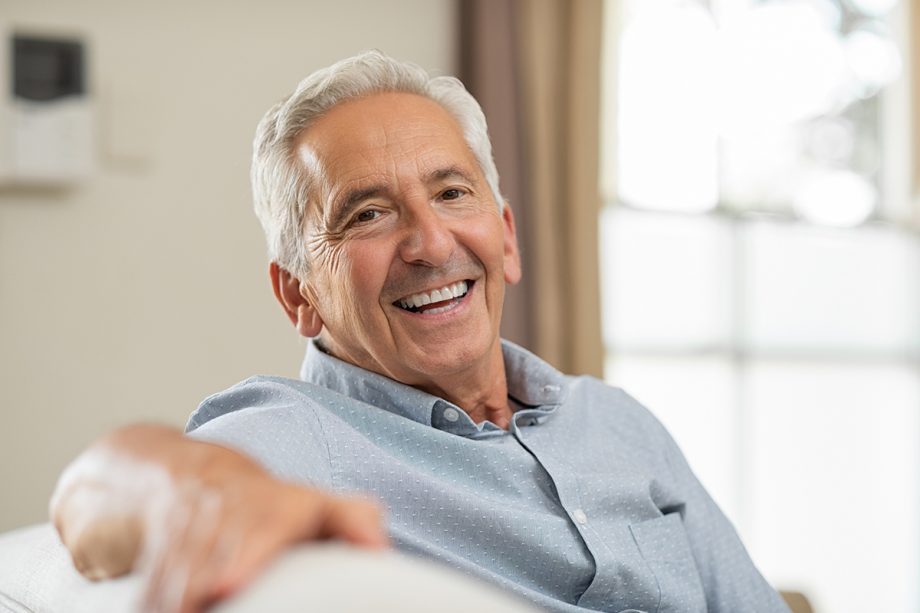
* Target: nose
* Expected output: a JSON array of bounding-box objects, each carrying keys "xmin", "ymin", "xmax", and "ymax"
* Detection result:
[{"xmin": 397, "ymin": 202, "xmax": 455, "ymax": 267}]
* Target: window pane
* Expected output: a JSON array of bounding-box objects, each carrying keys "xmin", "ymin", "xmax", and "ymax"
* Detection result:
[
  {"xmin": 714, "ymin": 0, "xmax": 897, "ymax": 220},
  {"xmin": 608, "ymin": 0, "xmax": 901, "ymax": 221},
  {"xmin": 605, "ymin": 354, "xmax": 738, "ymax": 520},
  {"xmin": 600, "ymin": 208, "xmax": 732, "ymax": 350},
  {"xmin": 741, "ymin": 220, "xmax": 920, "ymax": 354},
  {"xmin": 613, "ymin": 0, "xmax": 719, "ymax": 211},
  {"xmin": 744, "ymin": 361, "xmax": 920, "ymax": 612}
]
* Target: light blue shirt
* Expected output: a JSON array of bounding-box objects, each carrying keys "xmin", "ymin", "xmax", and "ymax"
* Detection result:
[{"xmin": 187, "ymin": 340, "xmax": 789, "ymax": 613}]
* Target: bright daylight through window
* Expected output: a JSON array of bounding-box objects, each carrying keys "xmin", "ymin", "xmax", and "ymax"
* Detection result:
[{"xmin": 599, "ymin": 0, "xmax": 919, "ymax": 611}]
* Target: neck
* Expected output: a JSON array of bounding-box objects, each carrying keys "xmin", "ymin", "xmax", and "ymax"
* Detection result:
[
  {"xmin": 316, "ymin": 336, "xmax": 515, "ymax": 430},
  {"xmin": 415, "ymin": 341, "xmax": 514, "ymax": 430}
]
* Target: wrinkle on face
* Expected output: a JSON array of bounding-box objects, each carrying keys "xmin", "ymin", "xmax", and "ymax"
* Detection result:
[{"xmin": 383, "ymin": 250, "xmax": 483, "ymax": 305}]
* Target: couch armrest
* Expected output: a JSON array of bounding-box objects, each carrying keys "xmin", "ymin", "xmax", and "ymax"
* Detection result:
[{"xmin": 0, "ymin": 524, "xmax": 537, "ymax": 612}]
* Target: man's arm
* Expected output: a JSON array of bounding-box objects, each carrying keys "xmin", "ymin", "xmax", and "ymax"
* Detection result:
[
  {"xmin": 50, "ymin": 423, "xmax": 388, "ymax": 613},
  {"xmin": 655, "ymin": 425, "xmax": 791, "ymax": 612}
]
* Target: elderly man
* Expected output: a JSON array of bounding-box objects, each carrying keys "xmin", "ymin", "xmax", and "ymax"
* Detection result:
[{"xmin": 52, "ymin": 51, "xmax": 790, "ymax": 613}]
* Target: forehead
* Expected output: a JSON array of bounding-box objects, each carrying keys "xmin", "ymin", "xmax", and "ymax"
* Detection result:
[{"xmin": 294, "ymin": 92, "xmax": 479, "ymax": 192}]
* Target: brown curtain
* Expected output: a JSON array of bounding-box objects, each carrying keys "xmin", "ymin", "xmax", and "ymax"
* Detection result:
[{"xmin": 460, "ymin": 0, "xmax": 605, "ymax": 377}]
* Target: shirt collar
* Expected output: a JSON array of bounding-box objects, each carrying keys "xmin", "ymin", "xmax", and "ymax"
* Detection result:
[
  {"xmin": 300, "ymin": 339, "xmax": 568, "ymax": 436},
  {"xmin": 500, "ymin": 340, "xmax": 567, "ymax": 408},
  {"xmin": 300, "ymin": 341, "xmax": 439, "ymax": 427}
]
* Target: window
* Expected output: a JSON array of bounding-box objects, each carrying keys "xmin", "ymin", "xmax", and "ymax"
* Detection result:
[{"xmin": 600, "ymin": 1, "xmax": 919, "ymax": 611}]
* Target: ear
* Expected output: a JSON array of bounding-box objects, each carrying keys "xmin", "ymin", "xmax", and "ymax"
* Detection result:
[
  {"xmin": 269, "ymin": 262, "xmax": 324, "ymax": 338},
  {"xmin": 501, "ymin": 204, "xmax": 522, "ymax": 285}
]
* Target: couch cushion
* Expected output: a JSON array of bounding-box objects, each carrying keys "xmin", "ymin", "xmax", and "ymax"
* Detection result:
[
  {"xmin": 0, "ymin": 524, "xmax": 537, "ymax": 612},
  {"xmin": 0, "ymin": 524, "xmax": 140, "ymax": 612}
]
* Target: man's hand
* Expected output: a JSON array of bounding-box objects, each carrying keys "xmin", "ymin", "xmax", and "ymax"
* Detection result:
[{"xmin": 50, "ymin": 424, "xmax": 388, "ymax": 613}]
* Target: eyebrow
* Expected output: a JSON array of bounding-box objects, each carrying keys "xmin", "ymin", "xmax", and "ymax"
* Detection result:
[
  {"xmin": 424, "ymin": 165, "xmax": 476, "ymax": 186},
  {"xmin": 327, "ymin": 165, "xmax": 477, "ymax": 229},
  {"xmin": 328, "ymin": 185, "xmax": 386, "ymax": 230}
]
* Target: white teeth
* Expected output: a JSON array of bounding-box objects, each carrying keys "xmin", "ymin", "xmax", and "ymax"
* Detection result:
[
  {"xmin": 425, "ymin": 303, "xmax": 454, "ymax": 315},
  {"xmin": 398, "ymin": 280, "xmax": 469, "ymax": 310}
]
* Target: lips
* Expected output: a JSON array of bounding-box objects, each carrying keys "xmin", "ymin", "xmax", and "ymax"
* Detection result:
[{"xmin": 394, "ymin": 280, "xmax": 471, "ymax": 313}]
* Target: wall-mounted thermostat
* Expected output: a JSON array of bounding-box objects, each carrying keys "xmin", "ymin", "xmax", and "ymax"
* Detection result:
[{"xmin": 0, "ymin": 32, "xmax": 94, "ymax": 186}]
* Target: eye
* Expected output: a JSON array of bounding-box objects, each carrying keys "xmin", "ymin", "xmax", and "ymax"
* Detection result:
[
  {"xmin": 353, "ymin": 208, "xmax": 382, "ymax": 224},
  {"xmin": 441, "ymin": 188, "xmax": 465, "ymax": 201}
]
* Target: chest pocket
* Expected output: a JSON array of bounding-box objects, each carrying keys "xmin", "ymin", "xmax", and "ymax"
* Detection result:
[{"xmin": 629, "ymin": 512, "xmax": 707, "ymax": 613}]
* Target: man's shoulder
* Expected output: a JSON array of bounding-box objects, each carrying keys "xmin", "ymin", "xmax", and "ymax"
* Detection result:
[
  {"xmin": 501, "ymin": 341, "xmax": 654, "ymax": 422},
  {"xmin": 186, "ymin": 374, "xmax": 341, "ymax": 433},
  {"xmin": 563, "ymin": 374, "xmax": 673, "ymax": 440},
  {"xmin": 566, "ymin": 373, "xmax": 645, "ymax": 412},
  {"xmin": 185, "ymin": 374, "xmax": 344, "ymax": 487}
]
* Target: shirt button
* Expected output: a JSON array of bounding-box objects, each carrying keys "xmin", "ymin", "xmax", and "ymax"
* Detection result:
[
  {"xmin": 572, "ymin": 509, "xmax": 588, "ymax": 525},
  {"xmin": 443, "ymin": 407, "xmax": 460, "ymax": 422}
]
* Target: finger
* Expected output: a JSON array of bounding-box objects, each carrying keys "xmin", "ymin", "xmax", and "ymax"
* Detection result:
[
  {"xmin": 140, "ymin": 495, "xmax": 196, "ymax": 613},
  {"xmin": 142, "ymin": 486, "xmax": 223, "ymax": 613},
  {"xmin": 203, "ymin": 519, "xmax": 285, "ymax": 603},
  {"xmin": 203, "ymin": 484, "xmax": 327, "ymax": 599},
  {"xmin": 64, "ymin": 512, "xmax": 143, "ymax": 580},
  {"xmin": 178, "ymin": 501, "xmax": 251, "ymax": 613},
  {"xmin": 320, "ymin": 496, "xmax": 390, "ymax": 548},
  {"xmin": 170, "ymin": 480, "xmax": 293, "ymax": 612},
  {"xmin": 205, "ymin": 489, "xmax": 388, "ymax": 600},
  {"xmin": 173, "ymin": 490, "xmax": 235, "ymax": 613}
]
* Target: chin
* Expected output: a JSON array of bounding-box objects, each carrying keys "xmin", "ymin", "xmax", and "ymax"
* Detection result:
[{"xmin": 404, "ymin": 336, "xmax": 495, "ymax": 376}]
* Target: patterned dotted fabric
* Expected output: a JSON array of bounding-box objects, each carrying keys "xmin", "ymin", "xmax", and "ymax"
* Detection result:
[{"xmin": 187, "ymin": 341, "xmax": 790, "ymax": 613}]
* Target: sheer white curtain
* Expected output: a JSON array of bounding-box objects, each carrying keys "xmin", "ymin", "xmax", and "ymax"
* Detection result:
[{"xmin": 600, "ymin": 1, "xmax": 920, "ymax": 611}]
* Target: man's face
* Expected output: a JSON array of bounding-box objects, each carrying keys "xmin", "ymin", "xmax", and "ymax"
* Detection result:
[{"xmin": 293, "ymin": 92, "xmax": 521, "ymax": 389}]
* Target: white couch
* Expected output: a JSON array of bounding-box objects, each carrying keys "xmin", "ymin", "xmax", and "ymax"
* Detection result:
[{"xmin": 0, "ymin": 524, "xmax": 538, "ymax": 612}]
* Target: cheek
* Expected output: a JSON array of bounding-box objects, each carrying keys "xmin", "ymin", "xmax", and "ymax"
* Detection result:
[
  {"xmin": 307, "ymin": 244, "xmax": 353, "ymax": 316},
  {"xmin": 334, "ymin": 245, "xmax": 388, "ymax": 315},
  {"xmin": 464, "ymin": 215, "xmax": 506, "ymax": 271}
]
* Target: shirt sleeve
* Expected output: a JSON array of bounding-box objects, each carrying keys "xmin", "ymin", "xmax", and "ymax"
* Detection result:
[
  {"xmin": 652, "ymin": 413, "xmax": 792, "ymax": 613},
  {"xmin": 185, "ymin": 376, "xmax": 335, "ymax": 489}
]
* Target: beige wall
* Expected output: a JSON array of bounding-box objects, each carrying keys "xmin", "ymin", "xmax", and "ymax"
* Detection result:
[{"xmin": 0, "ymin": 0, "xmax": 457, "ymax": 531}]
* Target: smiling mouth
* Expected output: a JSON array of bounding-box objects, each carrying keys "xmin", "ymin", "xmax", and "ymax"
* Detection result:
[{"xmin": 394, "ymin": 280, "xmax": 472, "ymax": 314}]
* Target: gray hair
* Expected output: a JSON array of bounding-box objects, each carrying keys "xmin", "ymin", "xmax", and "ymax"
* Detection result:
[{"xmin": 251, "ymin": 50, "xmax": 504, "ymax": 279}]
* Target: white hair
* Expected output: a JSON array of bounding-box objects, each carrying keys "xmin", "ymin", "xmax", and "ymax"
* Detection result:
[{"xmin": 251, "ymin": 50, "xmax": 504, "ymax": 278}]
